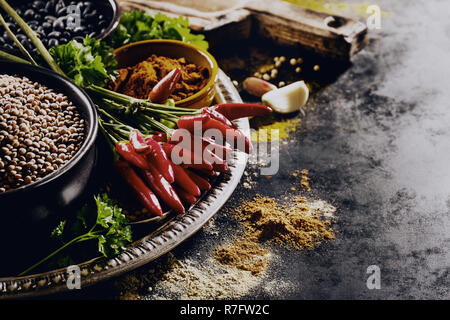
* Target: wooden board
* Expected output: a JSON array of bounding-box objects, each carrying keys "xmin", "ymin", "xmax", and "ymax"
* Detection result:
[{"xmin": 117, "ymin": 0, "xmax": 368, "ymax": 60}]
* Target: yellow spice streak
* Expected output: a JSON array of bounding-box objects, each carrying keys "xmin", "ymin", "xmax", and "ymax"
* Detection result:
[
  {"xmin": 283, "ymin": 0, "xmax": 392, "ymax": 18},
  {"xmin": 251, "ymin": 117, "xmax": 300, "ymax": 142}
]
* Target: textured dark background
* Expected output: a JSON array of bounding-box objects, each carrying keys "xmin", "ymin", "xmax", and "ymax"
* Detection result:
[{"xmin": 52, "ymin": 0, "xmax": 450, "ymax": 299}]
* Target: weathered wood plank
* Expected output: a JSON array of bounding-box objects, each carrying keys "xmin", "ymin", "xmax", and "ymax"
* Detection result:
[{"xmin": 117, "ymin": 0, "xmax": 368, "ymax": 60}]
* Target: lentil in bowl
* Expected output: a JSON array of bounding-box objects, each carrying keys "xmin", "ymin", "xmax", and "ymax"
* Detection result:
[{"xmin": 0, "ymin": 74, "xmax": 86, "ymax": 193}]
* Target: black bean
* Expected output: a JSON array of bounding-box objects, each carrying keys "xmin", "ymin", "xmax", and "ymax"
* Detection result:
[
  {"xmin": 16, "ymin": 34, "xmax": 27, "ymax": 42},
  {"xmin": 59, "ymin": 38, "xmax": 68, "ymax": 44},
  {"xmin": 88, "ymin": 31, "xmax": 96, "ymax": 38},
  {"xmin": 73, "ymin": 36, "xmax": 83, "ymax": 43},
  {"xmin": 62, "ymin": 31, "xmax": 71, "ymax": 38},
  {"xmin": 73, "ymin": 26, "xmax": 86, "ymax": 35},
  {"xmin": 82, "ymin": 3, "xmax": 92, "ymax": 16},
  {"xmin": 4, "ymin": 44, "xmax": 14, "ymax": 51},
  {"xmin": 42, "ymin": 22, "xmax": 52, "ymax": 31},
  {"xmin": 44, "ymin": 15, "xmax": 57, "ymax": 23},
  {"xmin": 0, "ymin": 37, "xmax": 5, "ymax": 46},
  {"xmin": 24, "ymin": 9, "xmax": 35, "ymax": 19},
  {"xmin": 52, "ymin": 18, "xmax": 66, "ymax": 31},
  {"xmin": 98, "ymin": 20, "xmax": 108, "ymax": 29},
  {"xmin": 85, "ymin": 10, "xmax": 97, "ymax": 20},
  {"xmin": 48, "ymin": 38, "xmax": 59, "ymax": 47},
  {"xmin": 56, "ymin": 5, "xmax": 68, "ymax": 17},
  {"xmin": 45, "ymin": 1, "xmax": 55, "ymax": 14},
  {"xmin": 32, "ymin": 1, "xmax": 45, "ymax": 10},
  {"xmin": 27, "ymin": 20, "xmax": 39, "ymax": 26},
  {"xmin": 48, "ymin": 31, "xmax": 61, "ymax": 38},
  {"xmin": 55, "ymin": 0, "xmax": 66, "ymax": 13},
  {"xmin": 36, "ymin": 26, "xmax": 45, "ymax": 35},
  {"xmin": 33, "ymin": 14, "xmax": 42, "ymax": 21}
]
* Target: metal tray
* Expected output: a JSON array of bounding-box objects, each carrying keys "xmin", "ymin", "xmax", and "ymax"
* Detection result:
[{"xmin": 0, "ymin": 70, "xmax": 249, "ymax": 298}]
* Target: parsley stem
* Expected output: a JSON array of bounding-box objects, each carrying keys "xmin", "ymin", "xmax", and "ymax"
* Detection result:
[{"xmin": 18, "ymin": 231, "xmax": 100, "ymax": 276}]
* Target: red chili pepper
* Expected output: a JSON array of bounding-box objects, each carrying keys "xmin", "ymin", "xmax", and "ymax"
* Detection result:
[
  {"xmin": 191, "ymin": 168, "xmax": 216, "ymax": 177},
  {"xmin": 201, "ymin": 107, "xmax": 235, "ymax": 128},
  {"xmin": 162, "ymin": 142, "xmax": 213, "ymax": 171},
  {"xmin": 173, "ymin": 185, "xmax": 197, "ymax": 205},
  {"xmin": 203, "ymin": 117, "xmax": 253, "ymax": 154},
  {"xmin": 169, "ymin": 131, "xmax": 232, "ymax": 161},
  {"xmin": 152, "ymin": 132, "xmax": 168, "ymax": 143},
  {"xmin": 142, "ymin": 163, "xmax": 185, "ymax": 215},
  {"xmin": 172, "ymin": 163, "xmax": 201, "ymax": 197},
  {"xmin": 144, "ymin": 137, "xmax": 175, "ymax": 184},
  {"xmin": 149, "ymin": 68, "xmax": 182, "ymax": 103},
  {"xmin": 185, "ymin": 170, "xmax": 211, "ymax": 191},
  {"xmin": 177, "ymin": 113, "xmax": 209, "ymax": 133},
  {"xmin": 212, "ymin": 103, "xmax": 272, "ymax": 120},
  {"xmin": 115, "ymin": 142, "xmax": 150, "ymax": 169},
  {"xmin": 201, "ymin": 147, "xmax": 229, "ymax": 173},
  {"xmin": 114, "ymin": 160, "xmax": 163, "ymax": 217},
  {"xmin": 129, "ymin": 129, "xmax": 150, "ymax": 153},
  {"xmin": 177, "ymin": 114, "xmax": 252, "ymax": 153}
]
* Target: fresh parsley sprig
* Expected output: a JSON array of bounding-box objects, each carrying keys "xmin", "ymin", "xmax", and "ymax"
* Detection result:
[
  {"xmin": 49, "ymin": 36, "xmax": 118, "ymax": 88},
  {"xmin": 19, "ymin": 194, "xmax": 132, "ymax": 276}
]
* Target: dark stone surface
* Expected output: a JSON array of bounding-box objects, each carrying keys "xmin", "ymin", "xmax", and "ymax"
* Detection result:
[{"xmin": 51, "ymin": 0, "xmax": 450, "ymax": 299}]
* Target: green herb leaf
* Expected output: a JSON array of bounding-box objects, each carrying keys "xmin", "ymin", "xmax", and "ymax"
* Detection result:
[
  {"xmin": 50, "ymin": 220, "xmax": 66, "ymax": 240},
  {"xmin": 107, "ymin": 10, "xmax": 209, "ymax": 51},
  {"xmin": 93, "ymin": 194, "xmax": 132, "ymax": 257},
  {"xmin": 49, "ymin": 36, "xmax": 118, "ymax": 88}
]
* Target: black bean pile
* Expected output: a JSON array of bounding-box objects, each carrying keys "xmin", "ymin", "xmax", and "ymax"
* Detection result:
[
  {"xmin": 0, "ymin": 74, "xmax": 85, "ymax": 193},
  {"xmin": 0, "ymin": 0, "xmax": 113, "ymax": 54}
]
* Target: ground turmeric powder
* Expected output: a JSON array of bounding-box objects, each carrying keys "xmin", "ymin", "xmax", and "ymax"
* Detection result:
[{"xmin": 110, "ymin": 54, "xmax": 209, "ymax": 101}]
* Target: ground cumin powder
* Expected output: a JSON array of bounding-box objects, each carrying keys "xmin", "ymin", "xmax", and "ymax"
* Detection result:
[
  {"xmin": 215, "ymin": 240, "xmax": 269, "ymax": 276},
  {"xmin": 215, "ymin": 194, "xmax": 336, "ymax": 274},
  {"xmin": 240, "ymin": 195, "xmax": 335, "ymax": 249}
]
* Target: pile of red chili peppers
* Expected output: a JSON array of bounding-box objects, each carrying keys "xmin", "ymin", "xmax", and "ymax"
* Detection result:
[{"xmin": 92, "ymin": 68, "xmax": 273, "ymax": 218}]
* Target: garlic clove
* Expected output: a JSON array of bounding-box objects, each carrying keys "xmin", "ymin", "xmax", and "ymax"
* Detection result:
[
  {"xmin": 261, "ymin": 81, "xmax": 309, "ymax": 114},
  {"xmin": 243, "ymin": 77, "xmax": 277, "ymax": 97}
]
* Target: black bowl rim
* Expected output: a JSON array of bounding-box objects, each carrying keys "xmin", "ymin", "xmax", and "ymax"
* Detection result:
[
  {"xmin": 0, "ymin": 62, "xmax": 98, "ymax": 197},
  {"xmin": 98, "ymin": 0, "xmax": 121, "ymax": 40}
]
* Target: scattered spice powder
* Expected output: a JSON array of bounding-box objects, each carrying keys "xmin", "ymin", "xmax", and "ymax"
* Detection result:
[
  {"xmin": 119, "ymin": 253, "xmax": 265, "ymax": 300},
  {"xmin": 292, "ymin": 169, "xmax": 312, "ymax": 192},
  {"xmin": 236, "ymin": 195, "xmax": 335, "ymax": 250},
  {"xmin": 215, "ymin": 239, "xmax": 269, "ymax": 275},
  {"xmin": 214, "ymin": 193, "xmax": 336, "ymax": 277}
]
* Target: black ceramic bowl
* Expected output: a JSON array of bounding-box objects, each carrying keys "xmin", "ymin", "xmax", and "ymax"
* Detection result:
[{"xmin": 0, "ymin": 62, "xmax": 98, "ymax": 249}]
